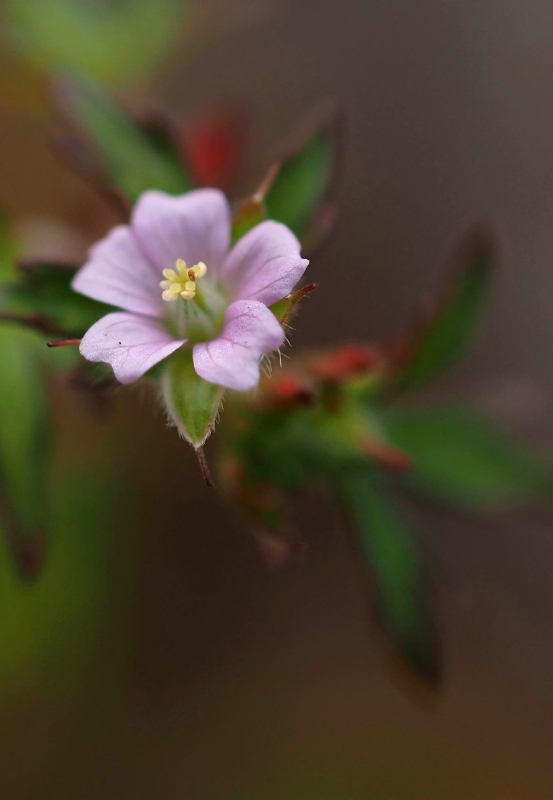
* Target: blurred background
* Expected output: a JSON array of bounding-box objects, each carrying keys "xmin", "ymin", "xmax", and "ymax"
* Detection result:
[{"xmin": 1, "ymin": 1, "xmax": 553, "ymax": 798}]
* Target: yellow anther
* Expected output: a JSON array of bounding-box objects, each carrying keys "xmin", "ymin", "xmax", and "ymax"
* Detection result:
[{"xmin": 160, "ymin": 259, "xmax": 208, "ymax": 302}]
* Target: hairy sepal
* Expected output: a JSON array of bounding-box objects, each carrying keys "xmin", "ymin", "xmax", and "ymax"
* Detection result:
[{"xmin": 161, "ymin": 348, "xmax": 224, "ymax": 449}]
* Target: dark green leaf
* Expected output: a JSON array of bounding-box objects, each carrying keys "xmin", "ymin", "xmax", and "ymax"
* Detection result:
[
  {"xmin": 264, "ymin": 104, "xmax": 340, "ymax": 242},
  {"xmin": 56, "ymin": 76, "xmax": 193, "ymax": 203},
  {"xmin": 0, "ymin": 326, "xmax": 51, "ymax": 536},
  {"xmin": 4, "ymin": 0, "xmax": 186, "ymax": 88},
  {"xmin": 231, "ymin": 197, "xmax": 267, "ymax": 244},
  {"xmin": 389, "ymin": 226, "xmax": 495, "ymax": 395},
  {"xmin": 161, "ymin": 348, "xmax": 224, "ymax": 449},
  {"xmin": 2, "ymin": 262, "xmax": 112, "ymax": 337},
  {"xmin": 0, "ymin": 216, "xmax": 19, "ymax": 283},
  {"xmin": 383, "ymin": 406, "xmax": 552, "ymax": 510},
  {"xmin": 0, "ymin": 436, "xmax": 129, "ymax": 675},
  {"xmin": 339, "ymin": 469, "xmax": 442, "ymax": 685}
]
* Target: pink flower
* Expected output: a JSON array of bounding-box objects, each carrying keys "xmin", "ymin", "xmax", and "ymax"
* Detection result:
[{"xmin": 72, "ymin": 189, "xmax": 308, "ymax": 391}]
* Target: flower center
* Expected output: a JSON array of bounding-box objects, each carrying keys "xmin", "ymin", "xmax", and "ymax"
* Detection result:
[{"xmin": 160, "ymin": 259, "xmax": 207, "ymax": 302}]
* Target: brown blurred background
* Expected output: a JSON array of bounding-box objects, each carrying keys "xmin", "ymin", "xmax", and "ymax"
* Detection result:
[{"xmin": 2, "ymin": 1, "xmax": 553, "ymax": 797}]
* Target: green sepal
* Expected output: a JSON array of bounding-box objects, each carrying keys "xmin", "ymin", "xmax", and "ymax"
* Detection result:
[
  {"xmin": 56, "ymin": 75, "xmax": 193, "ymax": 203},
  {"xmin": 270, "ymin": 283, "xmax": 318, "ymax": 326},
  {"xmin": 387, "ymin": 225, "xmax": 495, "ymax": 396},
  {"xmin": 269, "ymin": 297, "xmax": 289, "ymax": 325},
  {"xmin": 382, "ymin": 405, "xmax": 553, "ymax": 511},
  {"xmin": 263, "ymin": 104, "xmax": 341, "ymax": 243},
  {"xmin": 2, "ymin": 262, "xmax": 112, "ymax": 338},
  {"xmin": 339, "ymin": 468, "xmax": 442, "ymax": 686},
  {"xmin": 161, "ymin": 348, "xmax": 224, "ymax": 449}
]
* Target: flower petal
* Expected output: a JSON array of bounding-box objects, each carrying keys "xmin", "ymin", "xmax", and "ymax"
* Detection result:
[
  {"xmin": 193, "ymin": 300, "xmax": 285, "ymax": 391},
  {"xmin": 131, "ymin": 188, "xmax": 231, "ymax": 277},
  {"xmin": 72, "ymin": 225, "xmax": 163, "ymax": 317},
  {"xmin": 222, "ymin": 220, "xmax": 309, "ymax": 306},
  {"xmin": 80, "ymin": 312, "xmax": 185, "ymax": 384}
]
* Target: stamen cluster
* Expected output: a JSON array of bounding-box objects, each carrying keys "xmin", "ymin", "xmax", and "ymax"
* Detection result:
[{"xmin": 160, "ymin": 259, "xmax": 207, "ymax": 302}]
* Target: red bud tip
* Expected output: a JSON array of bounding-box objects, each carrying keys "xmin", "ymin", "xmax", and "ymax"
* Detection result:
[
  {"xmin": 291, "ymin": 283, "xmax": 318, "ymax": 301},
  {"xmin": 310, "ymin": 345, "xmax": 376, "ymax": 381},
  {"xmin": 361, "ymin": 436, "xmax": 413, "ymax": 474},
  {"xmin": 47, "ymin": 338, "xmax": 82, "ymax": 348},
  {"xmin": 258, "ymin": 376, "xmax": 316, "ymax": 411}
]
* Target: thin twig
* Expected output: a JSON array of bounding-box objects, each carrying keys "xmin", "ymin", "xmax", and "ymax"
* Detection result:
[{"xmin": 196, "ymin": 446, "xmax": 214, "ymax": 487}]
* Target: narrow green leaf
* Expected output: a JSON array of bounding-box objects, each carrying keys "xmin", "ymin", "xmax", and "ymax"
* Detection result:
[
  {"xmin": 390, "ymin": 226, "xmax": 495, "ymax": 395},
  {"xmin": 2, "ymin": 262, "xmax": 112, "ymax": 337},
  {"xmin": 0, "ymin": 216, "xmax": 19, "ymax": 284},
  {"xmin": 264, "ymin": 105, "xmax": 340, "ymax": 242},
  {"xmin": 339, "ymin": 469, "xmax": 441, "ymax": 685},
  {"xmin": 56, "ymin": 76, "xmax": 193, "ymax": 203},
  {"xmin": 0, "ymin": 440, "xmax": 130, "ymax": 687},
  {"xmin": 382, "ymin": 406, "xmax": 552, "ymax": 510},
  {"xmin": 0, "ymin": 326, "xmax": 51, "ymax": 536},
  {"xmin": 161, "ymin": 348, "xmax": 224, "ymax": 449},
  {"xmin": 231, "ymin": 198, "xmax": 267, "ymax": 244},
  {"xmin": 4, "ymin": 0, "xmax": 186, "ymax": 88}
]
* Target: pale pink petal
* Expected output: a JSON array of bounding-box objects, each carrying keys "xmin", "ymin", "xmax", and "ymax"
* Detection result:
[
  {"xmin": 72, "ymin": 226, "xmax": 163, "ymax": 317},
  {"xmin": 193, "ymin": 300, "xmax": 284, "ymax": 391},
  {"xmin": 131, "ymin": 188, "xmax": 231, "ymax": 277},
  {"xmin": 222, "ymin": 220, "xmax": 309, "ymax": 306},
  {"xmin": 80, "ymin": 312, "xmax": 185, "ymax": 384}
]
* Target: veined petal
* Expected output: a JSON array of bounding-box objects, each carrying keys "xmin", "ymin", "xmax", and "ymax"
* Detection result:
[
  {"xmin": 131, "ymin": 188, "xmax": 231, "ymax": 277},
  {"xmin": 80, "ymin": 312, "xmax": 185, "ymax": 384},
  {"xmin": 72, "ymin": 226, "xmax": 163, "ymax": 317},
  {"xmin": 193, "ymin": 300, "xmax": 285, "ymax": 391},
  {"xmin": 222, "ymin": 220, "xmax": 309, "ymax": 306}
]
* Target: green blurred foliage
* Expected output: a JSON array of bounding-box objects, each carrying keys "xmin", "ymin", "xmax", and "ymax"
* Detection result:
[
  {"xmin": 0, "ymin": 216, "xmax": 108, "ymax": 582},
  {"xmin": 57, "ymin": 76, "xmax": 194, "ymax": 204},
  {"xmin": 4, "ymin": 262, "xmax": 113, "ymax": 337},
  {"xmin": 340, "ymin": 470, "xmax": 440, "ymax": 683},
  {"xmin": 2, "ymin": 0, "xmax": 187, "ymax": 88},
  {"xmin": 0, "ymin": 453, "xmax": 127, "ymax": 692},
  {"xmin": 0, "ymin": 325, "xmax": 50, "ymax": 534},
  {"xmin": 383, "ymin": 406, "xmax": 552, "ymax": 511},
  {"xmin": 223, "ymin": 218, "xmax": 550, "ymax": 684},
  {"xmin": 264, "ymin": 111, "xmax": 339, "ymax": 242},
  {"xmin": 0, "ymin": 219, "xmax": 53, "ymax": 553},
  {"xmin": 232, "ymin": 198, "xmax": 266, "ymax": 244},
  {"xmin": 0, "ymin": 218, "xmax": 19, "ymax": 284},
  {"xmin": 231, "ymin": 104, "xmax": 340, "ymax": 249},
  {"xmin": 387, "ymin": 230, "xmax": 493, "ymax": 397}
]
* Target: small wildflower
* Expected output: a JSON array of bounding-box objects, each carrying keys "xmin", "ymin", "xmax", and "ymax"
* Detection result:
[{"xmin": 72, "ymin": 189, "xmax": 309, "ymax": 391}]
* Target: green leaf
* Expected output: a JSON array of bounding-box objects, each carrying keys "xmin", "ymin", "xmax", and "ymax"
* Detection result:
[
  {"xmin": 57, "ymin": 76, "xmax": 193, "ymax": 203},
  {"xmin": 2, "ymin": 262, "xmax": 112, "ymax": 337},
  {"xmin": 231, "ymin": 197, "xmax": 267, "ymax": 244},
  {"xmin": 382, "ymin": 406, "xmax": 552, "ymax": 510},
  {"xmin": 389, "ymin": 226, "xmax": 495, "ymax": 395},
  {"xmin": 4, "ymin": 0, "xmax": 187, "ymax": 88},
  {"xmin": 339, "ymin": 469, "xmax": 441, "ymax": 685},
  {"xmin": 0, "ymin": 434, "xmax": 130, "ymax": 689},
  {"xmin": 161, "ymin": 348, "xmax": 224, "ymax": 449},
  {"xmin": 0, "ymin": 216, "xmax": 19, "ymax": 284},
  {"xmin": 0, "ymin": 326, "xmax": 51, "ymax": 536},
  {"xmin": 264, "ymin": 105, "xmax": 340, "ymax": 242}
]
